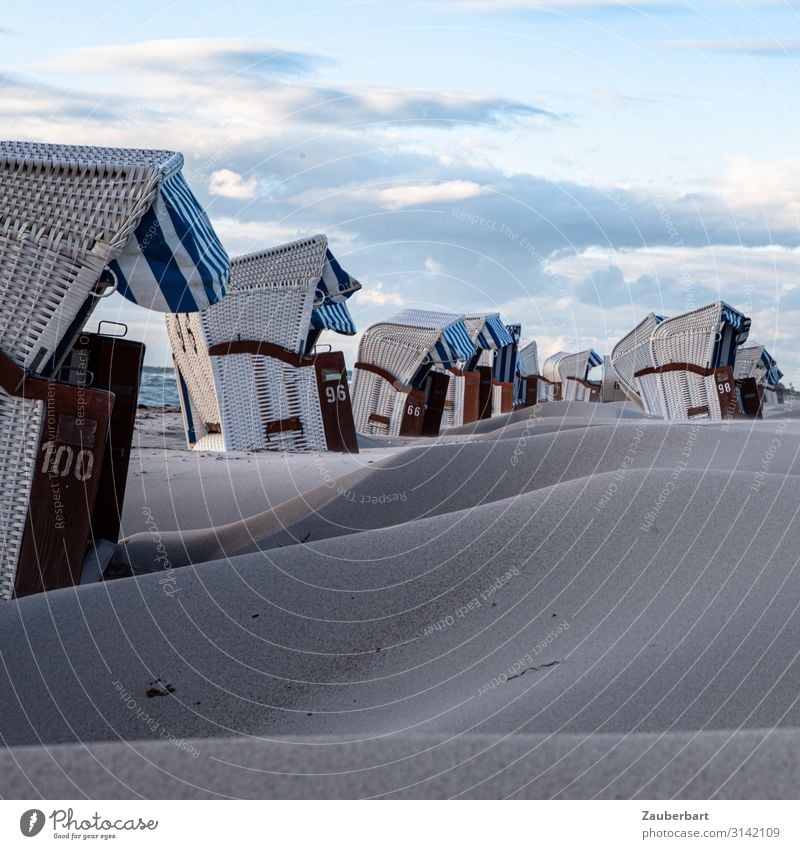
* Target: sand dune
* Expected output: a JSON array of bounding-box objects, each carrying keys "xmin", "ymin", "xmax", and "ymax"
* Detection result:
[{"xmin": 2, "ymin": 404, "xmax": 800, "ymax": 797}]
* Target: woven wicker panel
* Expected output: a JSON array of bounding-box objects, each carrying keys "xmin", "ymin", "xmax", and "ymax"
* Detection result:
[
  {"xmin": 650, "ymin": 302, "xmax": 727, "ymax": 370},
  {"xmin": 166, "ymin": 312, "xmax": 221, "ymax": 441},
  {"xmin": 491, "ymin": 383, "xmax": 504, "ymax": 416},
  {"xmin": 610, "ymin": 312, "xmax": 662, "ymax": 403},
  {"xmin": 441, "ymin": 371, "xmax": 465, "ymax": 428},
  {"xmin": 734, "ymin": 344, "xmax": 766, "ymax": 383},
  {"xmin": 0, "ymin": 389, "xmax": 44, "ymax": 600},
  {"xmin": 210, "ymin": 353, "xmax": 325, "ymax": 452},
  {"xmin": 636, "ymin": 370, "xmax": 717, "ymax": 420},
  {"xmin": 0, "ymin": 143, "xmax": 179, "ymax": 372},
  {"xmin": 518, "ymin": 341, "xmax": 539, "ymax": 376}
]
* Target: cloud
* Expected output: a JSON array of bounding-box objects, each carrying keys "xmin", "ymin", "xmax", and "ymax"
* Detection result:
[
  {"xmin": 351, "ymin": 180, "xmax": 490, "ymax": 209},
  {"xmin": 208, "ymin": 168, "xmax": 258, "ymax": 199},
  {"xmin": 670, "ymin": 38, "xmax": 800, "ymax": 55},
  {"xmin": 59, "ymin": 38, "xmax": 326, "ymax": 81}
]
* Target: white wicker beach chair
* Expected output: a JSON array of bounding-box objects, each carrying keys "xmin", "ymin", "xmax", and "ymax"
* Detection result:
[
  {"xmin": 167, "ymin": 235, "xmax": 361, "ymax": 453},
  {"xmin": 517, "ymin": 339, "xmax": 557, "ymax": 405},
  {"xmin": 0, "ymin": 141, "xmax": 227, "ymax": 599},
  {"xmin": 634, "ymin": 301, "xmax": 750, "ymax": 420},
  {"xmin": 542, "ymin": 349, "xmax": 603, "ymax": 401},
  {"xmin": 351, "ymin": 309, "xmax": 475, "ymax": 437},
  {"xmin": 609, "ymin": 312, "xmax": 665, "ymax": 405}
]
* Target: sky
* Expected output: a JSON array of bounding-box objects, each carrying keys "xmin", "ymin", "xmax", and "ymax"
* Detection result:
[{"xmin": 4, "ymin": 0, "xmax": 800, "ymax": 382}]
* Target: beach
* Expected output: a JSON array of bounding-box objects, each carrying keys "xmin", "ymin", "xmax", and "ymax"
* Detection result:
[{"xmin": 2, "ymin": 399, "xmax": 800, "ymax": 798}]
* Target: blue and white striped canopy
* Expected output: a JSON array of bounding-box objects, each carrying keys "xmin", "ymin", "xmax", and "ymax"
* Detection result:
[
  {"xmin": 317, "ymin": 249, "xmax": 361, "ymax": 304},
  {"xmin": 432, "ymin": 320, "xmax": 476, "ymax": 367},
  {"xmin": 310, "ymin": 249, "xmax": 361, "ymax": 336},
  {"xmin": 311, "ymin": 301, "xmax": 357, "ymax": 335},
  {"xmin": 493, "ymin": 343, "xmax": 519, "ymax": 383},
  {"xmin": 477, "ymin": 315, "xmax": 515, "ymax": 350},
  {"xmin": 110, "ymin": 171, "xmax": 229, "ymax": 313},
  {"xmin": 587, "ymin": 349, "xmax": 603, "ymax": 370},
  {"xmin": 762, "ymin": 349, "xmax": 783, "ymax": 386}
]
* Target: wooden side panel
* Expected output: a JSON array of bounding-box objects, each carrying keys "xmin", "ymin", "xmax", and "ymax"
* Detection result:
[
  {"xmin": 314, "ymin": 351, "xmax": 359, "ymax": 454},
  {"xmin": 15, "ymin": 383, "xmax": 113, "ymax": 598},
  {"xmin": 422, "ymin": 371, "xmax": 450, "ymax": 436},
  {"xmin": 521, "ymin": 376, "xmax": 538, "ymax": 408},
  {"xmin": 477, "ymin": 366, "xmax": 493, "ymax": 419},
  {"xmin": 737, "ymin": 377, "xmax": 763, "ymax": 419},
  {"xmin": 713, "ymin": 366, "xmax": 738, "ymax": 420},
  {"xmin": 462, "ymin": 371, "xmax": 481, "ymax": 423},
  {"xmin": 399, "ymin": 389, "xmax": 426, "ymax": 437},
  {"xmin": 77, "ymin": 334, "xmax": 145, "ymax": 542}
]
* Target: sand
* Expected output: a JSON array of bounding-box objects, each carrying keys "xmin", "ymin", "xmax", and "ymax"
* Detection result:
[{"xmin": 2, "ymin": 399, "xmax": 800, "ymax": 799}]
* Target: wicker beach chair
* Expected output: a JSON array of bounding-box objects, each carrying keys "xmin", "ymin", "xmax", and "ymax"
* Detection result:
[
  {"xmin": 517, "ymin": 340, "xmax": 556, "ymax": 405},
  {"xmin": 351, "ymin": 309, "xmax": 475, "ymax": 437},
  {"xmin": 734, "ymin": 343, "xmax": 783, "ymax": 416},
  {"xmin": 0, "ymin": 141, "xmax": 227, "ymax": 599},
  {"xmin": 166, "ymin": 235, "xmax": 360, "ymax": 453},
  {"xmin": 609, "ymin": 312, "xmax": 665, "ymax": 406},
  {"xmin": 492, "ymin": 322, "xmax": 523, "ymax": 414},
  {"xmin": 542, "ymin": 349, "xmax": 603, "ymax": 401},
  {"xmin": 600, "ymin": 355, "xmax": 626, "ymax": 402},
  {"xmin": 634, "ymin": 301, "xmax": 750, "ymax": 420},
  {"xmin": 441, "ymin": 313, "xmax": 514, "ymax": 427}
]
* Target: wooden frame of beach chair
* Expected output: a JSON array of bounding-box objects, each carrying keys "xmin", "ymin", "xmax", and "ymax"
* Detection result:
[
  {"xmin": 610, "ymin": 312, "xmax": 664, "ymax": 406},
  {"xmin": 167, "ymin": 235, "xmax": 360, "ymax": 454},
  {"xmin": 0, "ymin": 141, "xmax": 227, "ymax": 599},
  {"xmin": 633, "ymin": 302, "xmax": 750, "ymax": 420},
  {"xmin": 352, "ymin": 309, "xmax": 475, "ymax": 438},
  {"xmin": 543, "ymin": 349, "xmax": 603, "ymax": 402}
]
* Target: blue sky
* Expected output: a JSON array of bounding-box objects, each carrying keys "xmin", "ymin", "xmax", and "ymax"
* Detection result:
[{"xmin": 4, "ymin": 0, "xmax": 800, "ymax": 381}]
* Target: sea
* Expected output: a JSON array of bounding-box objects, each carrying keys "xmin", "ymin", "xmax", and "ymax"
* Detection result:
[{"xmin": 139, "ymin": 365, "xmax": 180, "ymax": 407}]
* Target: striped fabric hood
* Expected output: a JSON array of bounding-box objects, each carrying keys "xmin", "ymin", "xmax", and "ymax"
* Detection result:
[{"xmin": 109, "ymin": 169, "xmax": 229, "ymax": 313}]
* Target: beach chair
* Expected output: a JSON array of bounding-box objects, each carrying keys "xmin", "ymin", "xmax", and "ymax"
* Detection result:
[
  {"xmin": 609, "ymin": 312, "xmax": 665, "ymax": 406},
  {"xmin": 734, "ymin": 343, "xmax": 783, "ymax": 416},
  {"xmin": 633, "ymin": 301, "xmax": 750, "ymax": 420},
  {"xmin": 166, "ymin": 235, "xmax": 360, "ymax": 453},
  {"xmin": 492, "ymin": 322, "xmax": 523, "ymax": 414},
  {"xmin": 0, "ymin": 141, "xmax": 227, "ymax": 599},
  {"xmin": 351, "ymin": 309, "xmax": 475, "ymax": 437},
  {"xmin": 542, "ymin": 349, "xmax": 603, "ymax": 401},
  {"xmin": 517, "ymin": 340, "xmax": 555, "ymax": 406},
  {"xmin": 441, "ymin": 313, "xmax": 514, "ymax": 427}
]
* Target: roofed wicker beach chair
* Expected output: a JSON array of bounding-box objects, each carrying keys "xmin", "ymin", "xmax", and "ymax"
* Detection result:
[
  {"xmin": 734, "ymin": 343, "xmax": 784, "ymax": 415},
  {"xmin": 517, "ymin": 339, "xmax": 556, "ymax": 406},
  {"xmin": 351, "ymin": 309, "xmax": 475, "ymax": 438},
  {"xmin": 609, "ymin": 312, "xmax": 665, "ymax": 406},
  {"xmin": 492, "ymin": 322, "xmax": 523, "ymax": 415},
  {"xmin": 634, "ymin": 301, "xmax": 751, "ymax": 420},
  {"xmin": 166, "ymin": 235, "xmax": 360, "ymax": 454},
  {"xmin": 542, "ymin": 349, "xmax": 603, "ymax": 401},
  {"xmin": 0, "ymin": 141, "xmax": 228, "ymax": 600},
  {"xmin": 441, "ymin": 313, "xmax": 514, "ymax": 427}
]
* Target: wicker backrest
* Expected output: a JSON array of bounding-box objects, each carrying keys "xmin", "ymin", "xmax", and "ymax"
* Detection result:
[
  {"xmin": 735, "ymin": 343, "xmax": 782, "ymax": 387},
  {"xmin": 0, "ymin": 142, "xmax": 183, "ymax": 373},
  {"xmin": 518, "ymin": 340, "xmax": 539, "ymax": 376},
  {"xmin": 542, "ymin": 349, "xmax": 601, "ymax": 385},
  {"xmin": 650, "ymin": 301, "xmax": 750, "ymax": 370},
  {"xmin": 610, "ymin": 312, "xmax": 663, "ymax": 402}
]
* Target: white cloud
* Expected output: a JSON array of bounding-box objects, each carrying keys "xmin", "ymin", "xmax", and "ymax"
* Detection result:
[
  {"xmin": 425, "ymin": 258, "xmax": 445, "ymax": 273},
  {"xmin": 353, "ymin": 180, "xmax": 489, "ymax": 209},
  {"xmin": 712, "ymin": 155, "xmax": 800, "ymax": 229},
  {"xmin": 208, "ymin": 168, "xmax": 258, "ymax": 199}
]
